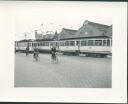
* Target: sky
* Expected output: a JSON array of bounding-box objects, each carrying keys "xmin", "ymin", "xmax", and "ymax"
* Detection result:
[{"xmin": 12, "ymin": 1, "xmax": 113, "ymax": 41}]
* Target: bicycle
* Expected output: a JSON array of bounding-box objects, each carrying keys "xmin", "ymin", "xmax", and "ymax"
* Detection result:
[
  {"xmin": 51, "ymin": 52, "xmax": 58, "ymax": 64},
  {"xmin": 26, "ymin": 50, "xmax": 29, "ymax": 56},
  {"xmin": 33, "ymin": 52, "xmax": 40, "ymax": 61}
]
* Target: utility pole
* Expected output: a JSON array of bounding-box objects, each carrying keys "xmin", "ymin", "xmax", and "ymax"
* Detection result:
[{"xmin": 24, "ymin": 33, "xmax": 27, "ymax": 40}]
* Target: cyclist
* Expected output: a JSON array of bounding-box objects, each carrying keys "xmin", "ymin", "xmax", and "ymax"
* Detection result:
[
  {"xmin": 26, "ymin": 46, "xmax": 29, "ymax": 56},
  {"xmin": 33, "ymin": 47, "xmax": 39, "ymax": 61},
  {"xmin": 51, "ymin": 46, "xmax": 57, "ymax": 62}
]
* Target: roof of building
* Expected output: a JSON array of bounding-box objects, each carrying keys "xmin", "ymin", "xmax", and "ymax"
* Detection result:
[
  {"xmin": 104, "ymin": 25, "xmax": 112, "ymax": 37},
  {"xmin": 59, "ymin": 28, "xmax": 77, "ymax": 40},
  {"xmin": 18, "ymin": 39, "xmax": 34, "ymax": 42},
  {"xmin": 43, "ymin": 34, "xmax": 54, "ymax": 39},
  {"xmin": 85, "ymin": 20, "xmax": 110, "ymax": 29},
  {"xmin": 59, "ymin": 20, "xmax": 112, "ymax": 40}
]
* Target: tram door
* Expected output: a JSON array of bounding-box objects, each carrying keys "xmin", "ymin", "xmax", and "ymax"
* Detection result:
[
  {"xmin": 55, "ymin": 42, "xmax": 59, "ymax": 49},
  {"xmin": 76, "ymin": 41, "xmax": 80, "ymax": 52},
  {"xmin": 57, "ymin": 42, "xmax": 59, "ymax": 49}
]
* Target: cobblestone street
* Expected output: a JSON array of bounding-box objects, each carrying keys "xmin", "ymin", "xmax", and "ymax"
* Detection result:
[{"xmin": 15, "ymin": 53, "xmax": 112, "ymax": 88}]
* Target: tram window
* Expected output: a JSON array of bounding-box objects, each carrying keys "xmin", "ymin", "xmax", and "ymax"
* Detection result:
[
  {"xmin": 51, "ymin": 42, "xmax": 56, "ymax": 47},
  {"xmin": 65, "ymin": 41, "xmax": 69, "ymax": 46},
  {"xmin": 95, "ymin": 40, "xmax": 102, "ymax": 46},
  {"xmin": 107, "ymin": 40, "xmax": 110, "ymax": 46},
  {"xmin": 63, "ymin": 42, "xmax": 65, "ymax": 46},
  {"xmin": 88, "ymin": 40, "xmax": 93, "ymax": 46},
  {"xmin": 42, "ymin": 42, "xmax": 45, "ymax": 46},
  {"xmin": 55, "ymin": 42, "xmax": 57, "ymax": 46},
  {"xmin": 50, "ymin": 42, "xmax": 53, "ymax": 46},
  {"xmin": 103, "ymin": 40, "xmax": 107, "ymax": 46},
  {"xmin": 46, "ymin": 42, "xmax": 48, "ymax": 46},
  {"xmin": 45, "ymin": 42, "xmax": 49, "ymax": 46},
  {"xmin": 81, "ymin": 41, "xmax": 86, "ymax": 46},
  {"xmin": 70, "ymin": 41, "xmax": 75, "ymax": 46},
  {"xmin": 60, "ymin": 42, "xmax": 64, "ymax": 46},
  {"xmin": 40, "ymin": 42, "xmax": 42, "ymax": 46},
  {"xmin": 44, "ymin": 42, "xmax": 46, "ymax": 46},
  {"xmin": 28, "ymin": 43, "xmax": 30, "ymax": 46},
  {"xmin": 25, "ymin": 43, "xmax": 26, "ymax": 47},
  {"xmin": 60, "ymin": 42, "xmax": 62, "ymax": 46}
]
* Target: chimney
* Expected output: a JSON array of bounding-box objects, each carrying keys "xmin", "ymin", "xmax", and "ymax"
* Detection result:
[{"xmin": 35, "ymin": 30, "xmax": 37, "ymax": 39}]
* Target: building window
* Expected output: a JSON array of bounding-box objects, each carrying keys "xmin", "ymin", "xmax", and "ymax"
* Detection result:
[
  {"xmin": 95, "ymin": 40, "xmax": 102, "ymax": 46},
  {"xmin": 88, "ymin": 40, "xmax": 93, "ymax": 46},
  {"xmin": 81, "ymin": 41, "xmax": 86, "ymax": 46}
]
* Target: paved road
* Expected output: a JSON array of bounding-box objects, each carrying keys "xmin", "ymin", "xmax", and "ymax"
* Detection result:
[{"xmin": 15, "ymin": 53, "xmax": 112, "ymax": 88}]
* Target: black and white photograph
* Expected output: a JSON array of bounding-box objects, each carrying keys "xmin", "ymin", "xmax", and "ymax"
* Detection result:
[
  {"xmin": 0, "ymin": 1, "xmax": 127, "ymax": 103},
  {"xmin": 14, "ymin": 2, "xmax": 112, "ymax": 88}
]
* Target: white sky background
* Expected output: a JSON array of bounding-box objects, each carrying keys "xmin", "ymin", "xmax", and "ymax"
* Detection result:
[{"xmin": 12, "ymin": 1, "xmax": 113, "ymax": 41}]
